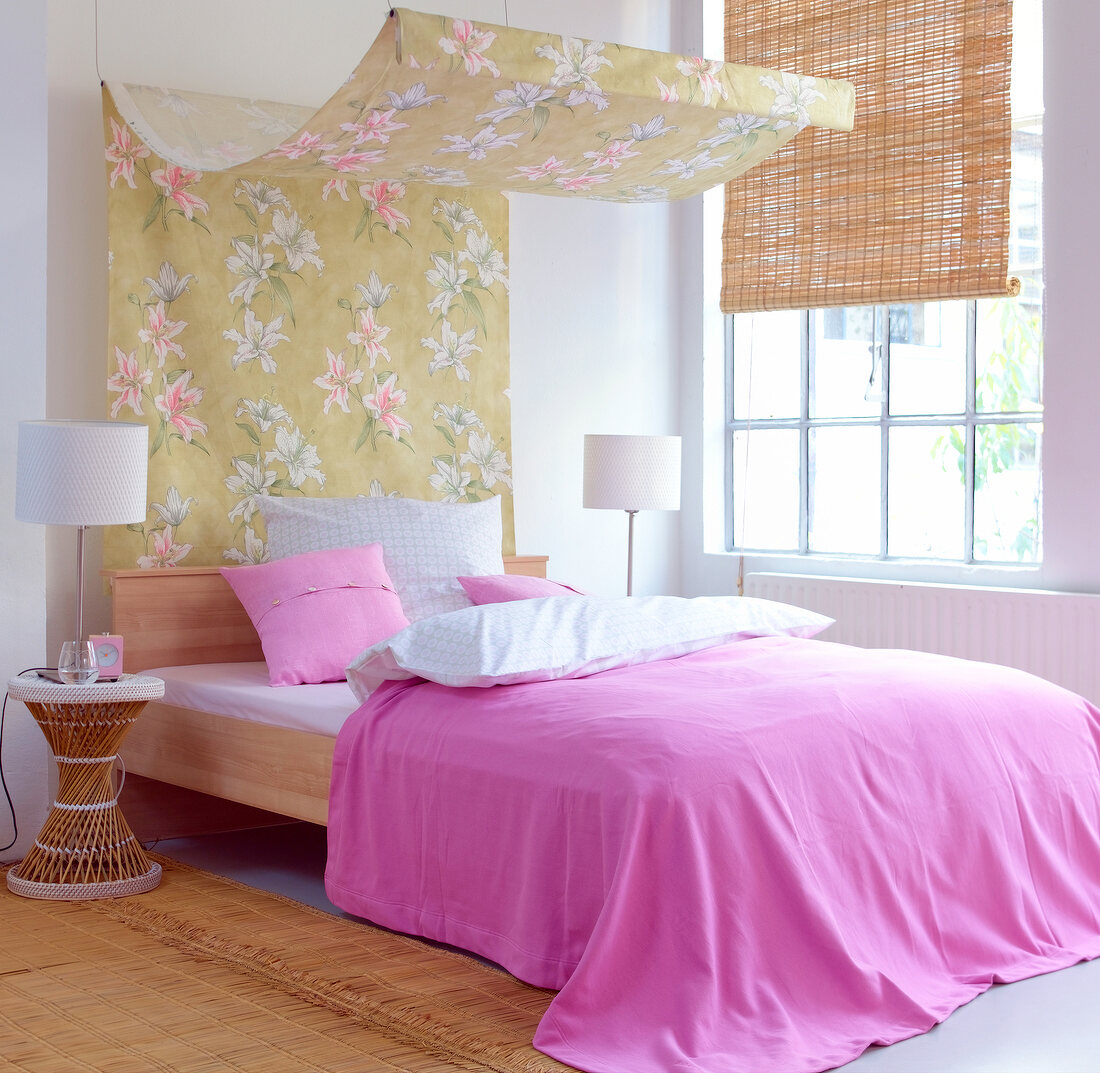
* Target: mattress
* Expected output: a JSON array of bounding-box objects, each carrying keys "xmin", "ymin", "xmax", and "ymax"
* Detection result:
[{"xmin": 146, "ymin": 661, "xmax": 357, "ymax": 737}]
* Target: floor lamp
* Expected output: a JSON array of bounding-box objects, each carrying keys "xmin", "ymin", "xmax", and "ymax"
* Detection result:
[
  {"xmin": 583, "ymin": 434, "xmax": 681, "ymax": 596},
  {"xmin": 16, "ymin": 420, "xmax": 149, "ymax": 673}
]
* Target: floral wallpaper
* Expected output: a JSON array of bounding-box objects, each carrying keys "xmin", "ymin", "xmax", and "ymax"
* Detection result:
[
  {"xmin": 102, "ymin": 91, "xmax": 514, "ymax": 570},
  {"xmin": 109, "ymin": 8, "xmax": 854, "ymax": 204}
]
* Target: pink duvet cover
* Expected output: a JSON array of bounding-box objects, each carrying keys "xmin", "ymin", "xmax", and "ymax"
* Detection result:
[{"xmin": 325, "ymin": 636, "xmax": 1100, "ymax": 1072}]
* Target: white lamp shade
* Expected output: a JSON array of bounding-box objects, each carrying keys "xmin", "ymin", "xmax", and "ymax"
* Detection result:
[
  {"xmin": 583, "ymin": 434, "xmax": 681, "ymax": 512},
  {"xmin": 16, "ymin": 420, "xmax": 149, "ymax": 526}
]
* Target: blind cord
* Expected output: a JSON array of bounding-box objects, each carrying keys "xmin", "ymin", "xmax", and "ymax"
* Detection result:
[{"xmin": 736, "ymin": 321, "xmax": 755, "ymax": 597}]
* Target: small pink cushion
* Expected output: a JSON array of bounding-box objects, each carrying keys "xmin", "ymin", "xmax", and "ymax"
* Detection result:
[
  {"xmin": 457, "ymin": 573, "xmax": 585, "ymax": 605},
  {"xmin": 221, "ymin": 544, "xmax": 409, "ymax": 686}
]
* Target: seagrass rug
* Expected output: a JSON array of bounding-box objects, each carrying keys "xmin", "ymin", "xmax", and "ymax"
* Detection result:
[{"xmin": 0, "ymin": 854, "xmax": 574, "ymax": 1073}]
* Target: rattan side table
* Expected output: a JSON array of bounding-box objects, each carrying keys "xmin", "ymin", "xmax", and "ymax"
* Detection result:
[{"xmin": 6, "ymin": 671, "xmax": 165, "ymax": 900}]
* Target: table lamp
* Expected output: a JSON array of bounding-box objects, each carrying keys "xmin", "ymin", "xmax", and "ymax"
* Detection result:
[
  {"xmin": 583, "ymin": 434, "xmax": 681, "ymax": 596},
  {"xmin": 15, "ymin": 420, "xmax": 149, "ymax": 669}
]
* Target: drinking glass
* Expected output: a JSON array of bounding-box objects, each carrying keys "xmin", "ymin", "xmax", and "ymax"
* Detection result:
[{"xmin": 58, "ymin": 640, "xmax": 99, "ymax": 685}]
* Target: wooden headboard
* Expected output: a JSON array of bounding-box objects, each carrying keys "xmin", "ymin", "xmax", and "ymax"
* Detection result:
[{"xmin": 107, "ymin": 555, "xmax": 549, "ymax": 672}]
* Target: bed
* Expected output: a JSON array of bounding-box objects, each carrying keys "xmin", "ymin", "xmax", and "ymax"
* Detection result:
[
  {"xmin": 106, "ymin": 538, "xmax": 1100, "ymax": 1073},
  {"xmin": 107, "ymin": 554, "xmax": 549, "ymax": 823}
]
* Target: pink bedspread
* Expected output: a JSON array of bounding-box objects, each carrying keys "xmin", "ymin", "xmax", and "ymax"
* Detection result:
[{"xmin": 325, "ymin": 637, "xmax": 1100, "ymax": 1072}]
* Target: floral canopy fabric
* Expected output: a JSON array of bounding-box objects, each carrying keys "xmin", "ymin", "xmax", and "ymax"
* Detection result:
[{"xmin": 107, "ymin": 7, "xmax": 854, "ymax": 204}]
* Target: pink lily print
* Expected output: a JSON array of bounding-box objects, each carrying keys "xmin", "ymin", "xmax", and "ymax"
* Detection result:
[
  {"xmin": 137, "ymin": 525, "xmax": 193, "ymax": 569},
  {"xmin": 340, "ymin": 109, "xmax": 409, "ymax": 145},
  {"xmin": 347, "ymin": 307, "xmax": 392, "ymax": 368},
  {"xmin": 105, "ymin": 116, "xmax": 150, "ymax": 189},
  {"xmin": 138, "ymin": 301, "xmax": 187, "ymax": 366},
  {"xmin": 264, "ymin": 130, "xmax": 338, "ymax": 161},
  {"xmin": 439, "ymin": 20, "xmax": 500, "ymax": 77},
  {"xmin": 360, "ymin": 372, "xmax": 412, "ymax": 451},
  {"xmin": 674, "ymin": 57, "xmax": 729, "ymax": 106},
  {"xmin": 154, "ymin": 369, "xmax": 209, "ymax": 453},
  {"xmin": 107, "ymin": 346, "xmax": 153, "ymax": 418},
  {"xmin": 314, "ymin": 348, "xmax": 365, "ymax": 414},
  {"xmin": 356, "ymin": 180, "xmax": 411, "ymax": 244},
  {"xmin": 149, "ymin": 165, "xmax": 210, "ymax": 231}
]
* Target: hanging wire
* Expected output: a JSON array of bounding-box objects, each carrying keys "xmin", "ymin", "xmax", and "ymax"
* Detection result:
[
  {"xmin": 94, "ymin": 0, "xmax": 103, "ymax": 85},
  {"xmin": 503, "ymin": 0, "xmax": 510, "ymax": 26}
]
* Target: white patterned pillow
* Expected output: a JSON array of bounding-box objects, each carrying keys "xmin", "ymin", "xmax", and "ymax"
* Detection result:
[
  {"xmin": 346, "ymin": 594, "xmax": 833, "ymax": 698},
  {"xmin": 259, "ymin": 495, "xmax": 504, "ymax": 622}
]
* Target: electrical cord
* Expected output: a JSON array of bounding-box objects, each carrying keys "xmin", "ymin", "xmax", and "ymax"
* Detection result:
[{"xmin": 1, "ymin": 666, "xmax": 82, "ymax": 853}]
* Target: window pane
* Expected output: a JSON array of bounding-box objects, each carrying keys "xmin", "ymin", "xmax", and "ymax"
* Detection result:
[
  {"xmin": 975, "ymin": 298, "xmax": 1042, "ymax": 413},
  {"xmin": 809, "ymin": 427, "xmax": 880, "ymax": 555},
  {"xmin": 888, "ymin": 425, "xmax": 965, "ymax": 559},
  {"xmin": 974, "ymin": 422, "xmax": 1042, "ymax": 563},
  {"xmin": 732, "ymin": 429, "xmax": 800, "ymax": 550},
  {"xmin": 889, "ymin": 301, "xmax": 968, "ymax": 416},
  {"xmin": 732, "ymin": 312, "xmax": 801, "ymax": 420},
  {"xmin": 810, "ymin": 307, "xmax": 881, "ymax": 419}
]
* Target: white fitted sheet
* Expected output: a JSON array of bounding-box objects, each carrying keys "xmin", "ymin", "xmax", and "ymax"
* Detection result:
[{"xmin": 147, "ymin": 662, "xmax": 358, "ymax": 737}]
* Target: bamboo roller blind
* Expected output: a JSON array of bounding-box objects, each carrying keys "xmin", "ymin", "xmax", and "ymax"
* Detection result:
[{"xmin": 721, "ymin": 0, "xmax": 1016, "ymax": 313}]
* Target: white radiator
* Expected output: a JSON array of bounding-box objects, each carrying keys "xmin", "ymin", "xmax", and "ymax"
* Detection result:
[{"xmin": 744, "ymin": 573, "xmax": 1100, "ymax": 706}]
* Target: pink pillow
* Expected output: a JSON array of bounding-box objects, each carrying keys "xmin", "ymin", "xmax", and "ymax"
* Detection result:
[
  {"xmin": 457, "ymin": 573, "xmax": 585, "ymax": 605},
  {"xmin": 221, "ymin": 544, "xmax": 409, "ymax": 686}
]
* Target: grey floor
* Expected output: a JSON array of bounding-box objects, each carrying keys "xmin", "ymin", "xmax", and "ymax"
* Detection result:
[{"xmin": 156, "ymin": 823, "xmax": 1100, "ymax": 1073}]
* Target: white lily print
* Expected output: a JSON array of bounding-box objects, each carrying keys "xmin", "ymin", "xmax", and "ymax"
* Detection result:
[
  {"xmin": 355, "ymin": 271, "xmax": 397, "ymax": 310},
  {"xmin": 223, "ymin": 526, "xmax": 268, "ymax": 565},
  {"xmin": 536, "ymin": 37, "xmax": 613, "ymax": 95},
  {"xmin": 432, "ymin": 199, "xmax": 482, "ymax": 234},
  {"xmin": 461, "ymin": 431, "xmax": 512, "ymax": 491},
  {"xmin": 700, "ymin": 113, "xmax": 770, "ymax": 149},
  {"xmin": 477, "ymin": 82, "xmax": 555, "ymax": 123},
  {"xmin": 223, "ymin": 309, "xmax": 289, "ymax": 373},
  {"xmin": 428, "ymin": 454, "xmax": 473, "ymax": 502},
  {"xmin": 410, "ymin": 165, "xmax": 469, "ymax": 185},
  {"xmin": 439, "ymin": 125, "xmax": 524, "ymax": 161},
  {"xmin": 425, "ymin": 253, "xmax": 469, "ymax": 315},
  {"xmin": 458, "ymin": 231, "xmax": 508, "ymax": 289},
  {"xmin": 433, "ymin": 401, "xmax": 483, "ymax": 438},
  {"xmin": 382, "ymin": 83, "xmax": 446, "ymax": 111},
  {"xmin": 262, "ymin": 210, "xmax": 324, "ymax": 274},
  {"xmin": 238, "ymin": 103, "xmax": 299, "ymax": 138},
  {"xmin": 367, "ymin": 479, "xmax": 401, "ymax": 498},
  {"xmin": 234, "ymin": 179, "xmax": 290, "ymax": 216},
  {"xmin": 225, "ymin": 237, "xmax": 274, "ymax": 305},
  {"xmin": 629, "ymin": 115, "xmax": 676, "ymax": 141},
  {"xmin": 225, "ymin": 456, "xmax": 278, "ymax": 522},
  {"xmin": 144, "ymin": 261, "xmax": 194, "ymax": 303},
  {"xmin": 760, "ymin": 72, "xmax": 825, "ymax": 130},
  {"xmin": 235, "ymin": 397, "xmax": 291, "ymax": 433},
  {"xmin": 150, "ymin": 485, "xmax": 196, "ymax": 528},
  {"xmin": 660, "ymin": 149, "xmax": 729, "ymax": 180},
  {"xmin": 422, "ymin": 320, "xmax": 482, "ymax": 381},
  {"xmin": 265, "ymin": 425, "xmax": 325, "ymax": 489}
]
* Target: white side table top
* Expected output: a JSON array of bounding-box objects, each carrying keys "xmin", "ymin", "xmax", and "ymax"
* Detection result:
[{"xmin": 7, "ymin": 671, "xmax": 165, "ymax": 704}]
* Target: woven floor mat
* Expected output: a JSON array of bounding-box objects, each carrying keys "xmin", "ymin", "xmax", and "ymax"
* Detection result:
[{"xmin": 0, "ymin": 854, "xmax": 573, "ymax": 1073}]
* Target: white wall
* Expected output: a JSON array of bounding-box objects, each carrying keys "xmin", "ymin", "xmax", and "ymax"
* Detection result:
[{"xmin": 0, "ymin": 4, "xmax": 50, "ymax": 861}]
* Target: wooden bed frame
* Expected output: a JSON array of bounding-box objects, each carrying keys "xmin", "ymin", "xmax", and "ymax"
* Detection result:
[{"xmin": 107, "ymin": 556, "xmax": 548, "ymax": 826}]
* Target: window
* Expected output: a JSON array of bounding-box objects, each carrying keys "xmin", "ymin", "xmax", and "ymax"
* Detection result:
[{"xmin": 727, "ymin": 5, "xmax": 1043, "ymax": 566}]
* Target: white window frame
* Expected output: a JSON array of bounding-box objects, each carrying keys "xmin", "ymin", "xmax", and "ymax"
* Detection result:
[{"xmin": 725, "ymin": 301, "xmax": 1043, "ymax": 565}]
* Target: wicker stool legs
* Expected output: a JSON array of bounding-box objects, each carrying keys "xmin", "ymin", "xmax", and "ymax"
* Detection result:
[{"xmin": 6, "ymin": 697, "xmax": 161, "ymax": 900}]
